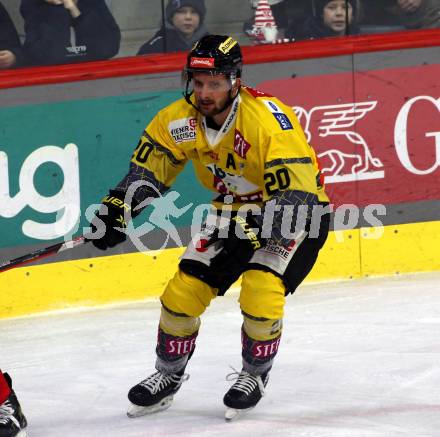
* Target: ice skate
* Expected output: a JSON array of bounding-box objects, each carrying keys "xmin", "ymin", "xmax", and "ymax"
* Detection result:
[
  {"xmin": 223, "ymin": 368, "xmax": 269, "ymax": 422},
  {"xmin": 0, "ymin": 373, "xmax": 27, "ymax": 437},
  {"xmin": 127, "ymin": 370, "xmax": 189, "ymax": 418}
]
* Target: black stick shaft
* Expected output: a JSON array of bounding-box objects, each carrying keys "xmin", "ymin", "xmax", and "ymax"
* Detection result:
[{"xmin": 0, "ymin": 236, "xmax": 87, "ymax": 273}]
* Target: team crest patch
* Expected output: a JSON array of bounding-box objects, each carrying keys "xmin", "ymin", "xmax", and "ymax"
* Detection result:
[
  {"xmin": 263, "ymin": 99, "xmax": 293, "ymax": 131},
  {"xmin": 168, "ymin": 117, "xmax": 197, "ymax": 143},
  {"xmin": 234, "ymin": 129, "xmax": 251, "ymax": 158}
]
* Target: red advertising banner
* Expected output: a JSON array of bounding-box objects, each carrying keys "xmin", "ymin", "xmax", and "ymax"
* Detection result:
[{"xmin": 259, "ymin": 64, "xmax": 440, "ymax": 208}]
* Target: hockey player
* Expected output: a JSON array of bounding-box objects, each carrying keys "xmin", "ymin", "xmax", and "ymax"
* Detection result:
[
  {"xmin": 0, "ymin": 370, "xmax": 27, "ymax": 437},
  {"xmin": 89, "ymin": 35, "xmax": 330, "ymax": 420}
]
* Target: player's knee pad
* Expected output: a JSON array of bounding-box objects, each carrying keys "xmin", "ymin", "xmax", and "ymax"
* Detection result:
[
  {"xmin": 156, "ymin": 305, "xmax": 201, "ymax": 374},
  {"xmin": 239, "ymin": 269, "xmax": 286, "ymax": 320},
  {"xmin": 241, "ymin": 313, "xmax": 283, "ymax": 376},
  {"xmin": 159, "ymin": 304, "xmax": 200, "ymax": 337},
  {"xmin": 160, "ymin": 268, "xmax": 216, "ymax": 317},
  {"xmin": 242, "ymin": 313, "xmax": 282, "ymax": 341}
]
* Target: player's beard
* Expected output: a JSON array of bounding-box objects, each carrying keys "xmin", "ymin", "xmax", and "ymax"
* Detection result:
[{"xmin": 196, "ymin": 93, "xmax": 232, "ymax": 117}]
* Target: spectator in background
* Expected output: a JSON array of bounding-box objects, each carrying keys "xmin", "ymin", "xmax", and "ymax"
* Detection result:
[
  {"xmin": 256, "ymin": 0, "xmax": 289, "ymax": 29},
  {"xmin": 20, "ymin": 0, "xmax": 121, "ymax": 66},
  {"xmin": 384, "ymin": 0, "xmax": 440, "ymax": 29},
  {"xmin": 286, "ymin": 0, "xmax": 361, "ymax": 41},
  {"xmin": 0, "ymin": 1, "xmax": 25, "ymax": 69},
  {"xmin": 243, "ymin": 0, "xmax": 290, "ymax": 37},
  {"xmin": 137, "ymin": 0, "xmax": 208, "ymax": 55}
]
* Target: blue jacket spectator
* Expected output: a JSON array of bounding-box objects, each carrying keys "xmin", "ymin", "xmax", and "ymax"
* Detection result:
[
  {"xmin": 0, "ymin": 2, "xmax": 25, "ymax": 68},
  {"xmin": 20, "ymin": 0, "xmax": 121, "ymax": 66},
  {"xmin": 137, "ymin": 0, "xmax": 209, "ymax": 55},
  {"xmin": 286, "ymin": 0, "xmax": 361, "ymax": 41}
]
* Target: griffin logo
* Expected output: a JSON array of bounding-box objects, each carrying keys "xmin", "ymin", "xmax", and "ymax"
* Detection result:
[{"xmin": 294, "ymin": 101, "xmax": 384, "ymax": 183}]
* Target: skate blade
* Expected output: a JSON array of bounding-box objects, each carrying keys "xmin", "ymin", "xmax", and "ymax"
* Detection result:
[
  {"xmin": 127, "ymin": 395, "xmax": 174, "ymax": 418},
  {"xmin": 225, "ymin": 406, "xmax": 254, "ymax": 422}
]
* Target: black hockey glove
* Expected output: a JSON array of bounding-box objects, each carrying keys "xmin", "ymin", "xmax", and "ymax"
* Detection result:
[
  {"xmin": 207, "ymin": 215, "xmax": 265, "ymax": 271},
  {"xmin": 88, "ymin": 189, "xmax": 138, "ymax": 251}
]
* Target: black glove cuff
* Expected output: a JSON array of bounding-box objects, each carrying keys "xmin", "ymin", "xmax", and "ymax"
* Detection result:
[{"xmin": 101, "ymin": 189, "xmax": 140, "ymax": 224}]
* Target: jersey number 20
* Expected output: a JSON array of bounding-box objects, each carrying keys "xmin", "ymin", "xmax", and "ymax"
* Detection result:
[{"xmin": 264, "ymin": 168, "xmax": 290, "ymax": 195}]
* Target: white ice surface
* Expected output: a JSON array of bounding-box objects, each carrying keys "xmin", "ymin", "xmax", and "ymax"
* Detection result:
[{"xmin": 1, "ymin": 273, "xmax": 440, "ymax": 437}]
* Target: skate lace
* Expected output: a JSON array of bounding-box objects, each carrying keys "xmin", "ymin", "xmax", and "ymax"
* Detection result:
[
  {"xmin": 139, "ymin": 371, "xmax": 189, "ymax": 395},
  {"xmin": 0, "ymin": 400, "xmax": 16, "ymax": 425},
  {"xmin": 226, "ymin": 367, "xmax": 265, "ymax": 397}
]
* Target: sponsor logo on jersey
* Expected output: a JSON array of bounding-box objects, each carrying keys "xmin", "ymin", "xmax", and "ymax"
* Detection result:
[
  {"xmin": 218, "ymin": 37, "xmax": 238, "ymax": 54},
  {"xmin": 168, "ymin": 117, "xmax": 197, "ymax": 143},
  {"xmin": 221, "ymin": 98, "xmax": 239, "ymax": 135},
  {"xmin": 274, "ymin": 113, "xmax": 293, "ymax": 130},
  {"xmin": 190, "ymin": 57, "xmax": 215, "ymax": 68},
  {"xmin": 213, "ymin": 175, "xmax": 263, "ymax": 202},
  {"xmin": 265, "ymin": 100, "xmax": 280, "ymax": 112},
  {"xmin": 234, "ymin": 129, "xmax": 251, "ymax": 158},
  {"xmin": 207, "ymin": 163, "xmax": 261, "ymax": 197},
  {"xmin": 195, "ymin": 238, "xmax": 209, "ymax": 252},
  {"xmin": 263, "ymin": 238, "xmax": 295, "ymax": 260},
  {"xmin": 263, "ymin": 99, "xmax": 293, "ymax": 131}
]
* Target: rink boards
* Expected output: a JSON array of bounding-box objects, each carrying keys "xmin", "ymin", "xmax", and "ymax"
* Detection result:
[
  {"xmin": 1, "ymin": 42, "xmax": 439, "ymax": 318},
  {"xmin": 2, "ymin": 220, "xmax": 440, "ymax": 318}
]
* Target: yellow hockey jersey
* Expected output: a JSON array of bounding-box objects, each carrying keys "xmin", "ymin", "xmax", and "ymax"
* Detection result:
[{"xmin": 127, "ymin": 86, "xmax": 329, "ymax": 208}]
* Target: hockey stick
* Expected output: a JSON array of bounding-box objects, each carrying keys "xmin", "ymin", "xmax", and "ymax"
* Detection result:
[{"xmin": 0, "ymin": 236, "xmax": 88, "ymax": 273}]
